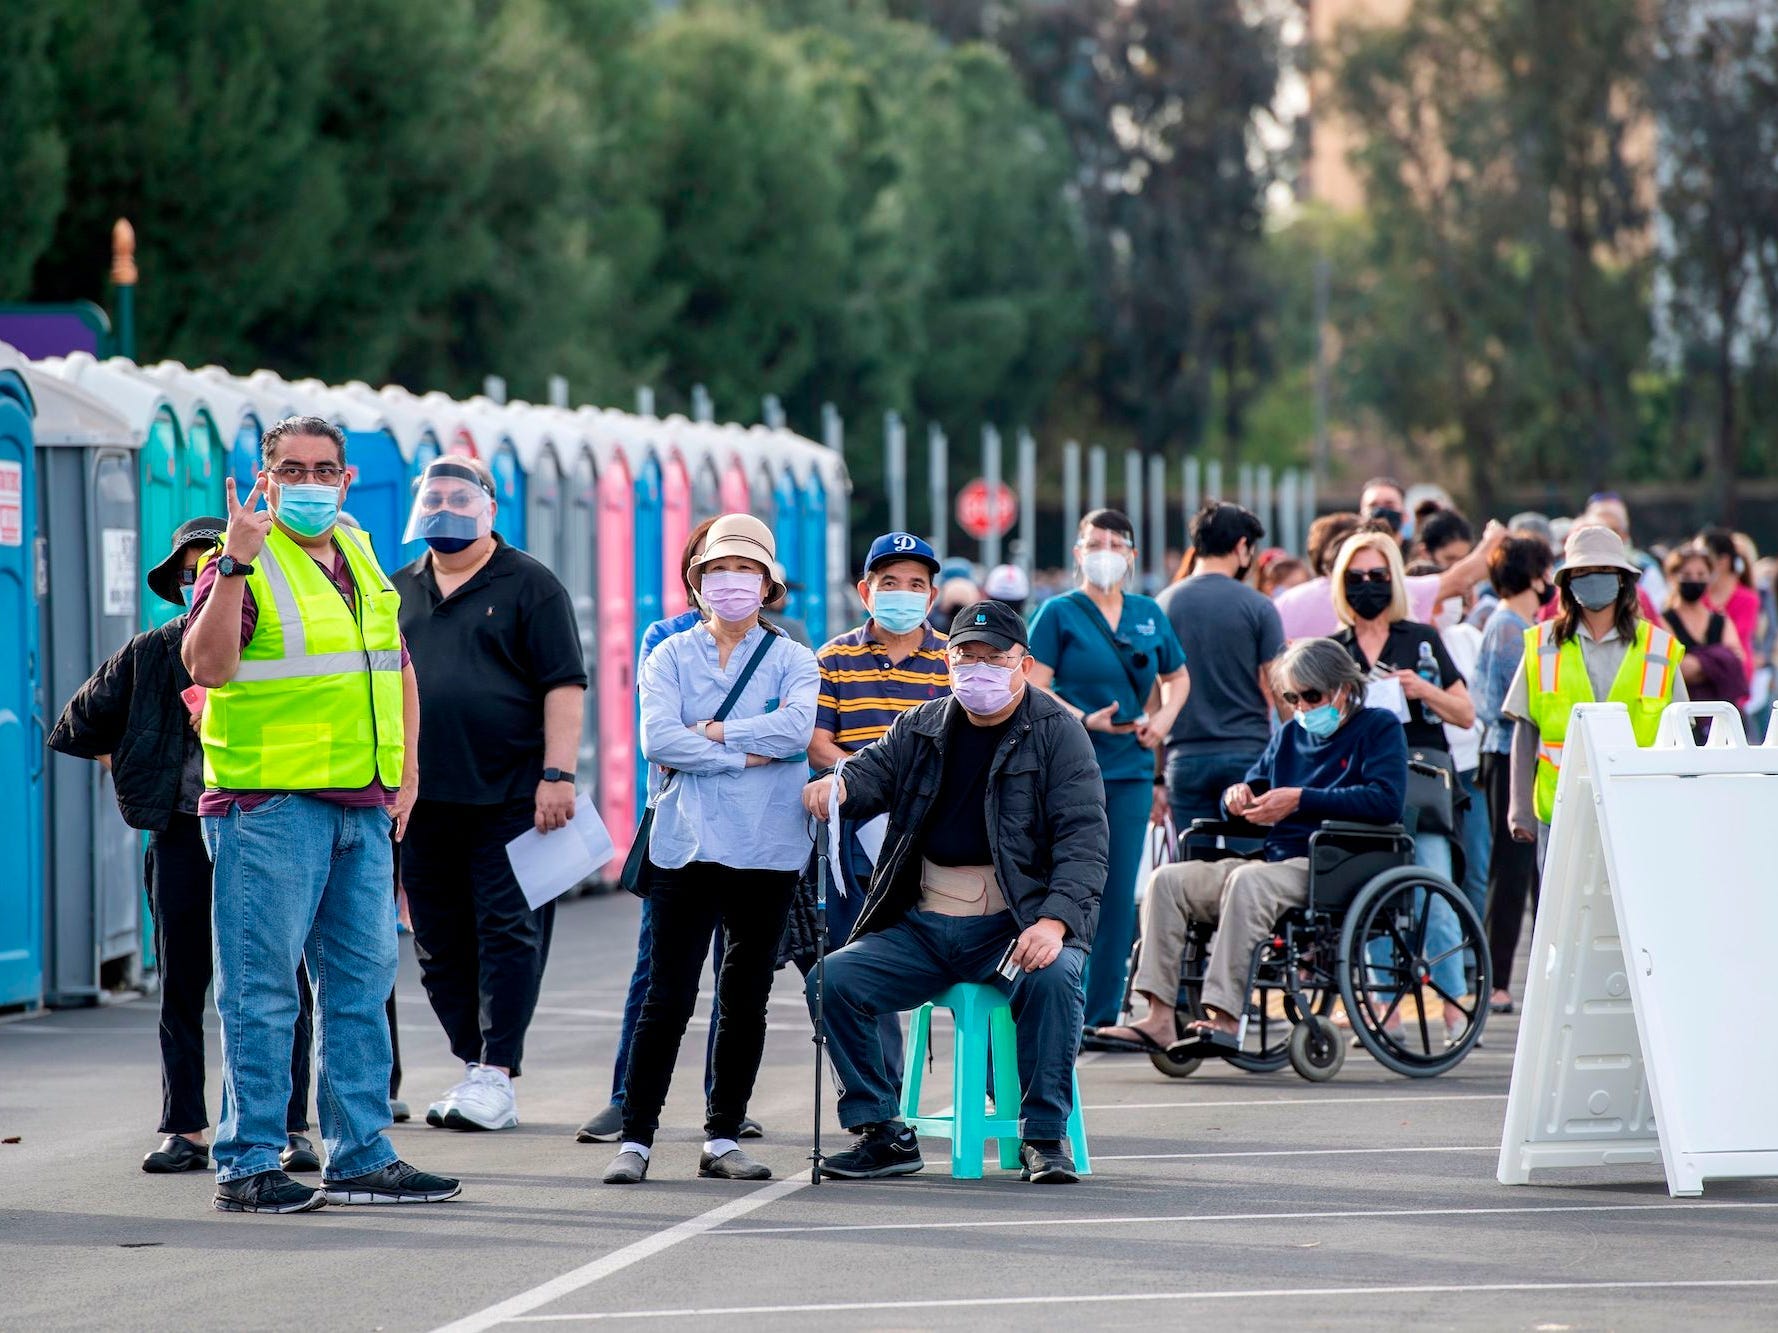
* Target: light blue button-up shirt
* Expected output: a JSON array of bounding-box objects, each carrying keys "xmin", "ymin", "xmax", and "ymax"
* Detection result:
[{"xmin": 639, "ymin": 621, "xmax": 819, "ymax": 872}]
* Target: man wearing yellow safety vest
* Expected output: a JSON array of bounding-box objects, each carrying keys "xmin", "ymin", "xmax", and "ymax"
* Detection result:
[
  {"xmin": 183, "ymin": 416, "xmax": 460, "ymax": 1215},
  {"xmin": 1502, "ymin": 523, "xmax": 1687, "ymax": 869}
]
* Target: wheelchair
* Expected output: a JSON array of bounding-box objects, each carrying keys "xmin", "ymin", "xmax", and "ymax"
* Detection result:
[{"xmin": 1131, "ymin": 817, "xmax": 1489, "ymax": 1082}]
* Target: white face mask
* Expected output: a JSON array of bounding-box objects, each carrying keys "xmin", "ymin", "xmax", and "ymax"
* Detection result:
[
  {"xmin": 1433, "ymin": 596, "xmax": 1464, "ymax": 631},
  {"xmin": 1080, "ymin": 549, "xmax": 1128, "ymax": 591}
]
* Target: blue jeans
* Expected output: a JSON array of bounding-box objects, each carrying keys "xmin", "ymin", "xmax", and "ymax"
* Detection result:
[
  {"xmin": 611, "ymin": 896, "xmax": 718, "ymax": 1104},
  {"xmin": 1082, "ymin": 778, "xmax": 1152, "ymax": 1028},
  {"xmin": 812, "ymin": 910, "xmax": 1086, "ymax": 1141},
  {"xmin": 1455, "ymin": 769, "xmax": 1490, "ymax": 928},
  {"xmin": 202, "ymin": 796, "xmax": 397, "ymax": 1184},
  {"xmin": 1414, "ymin": 830, "xmax": 1467, "ymax": 1001},
  {"xmin": 829, "ymin": 821, "xmax": 905, "ymax": 1088},
  {"xmin": 1164, "ymin": 750, "xmax": 1259, "ymax": 833}
]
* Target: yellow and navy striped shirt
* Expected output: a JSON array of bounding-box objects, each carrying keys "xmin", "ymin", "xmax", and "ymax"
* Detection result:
[{"xmin": 814, "ymin": 621, "xmax": 951, "ymax": 751}]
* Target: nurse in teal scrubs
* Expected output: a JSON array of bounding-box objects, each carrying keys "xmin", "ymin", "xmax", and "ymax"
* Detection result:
[{"xmin": 1028, "ymin": 509, "xmax": 1190, "ymax": 1034}]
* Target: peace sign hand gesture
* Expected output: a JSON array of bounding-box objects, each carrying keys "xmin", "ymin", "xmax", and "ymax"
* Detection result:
[{"xmin": 224, "ymin": 475, "xmax": 274, "ymax": 563}]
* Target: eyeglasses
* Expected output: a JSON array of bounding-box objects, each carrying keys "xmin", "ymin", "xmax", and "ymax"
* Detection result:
[
  {"xmin": 948, "ymin": 649, "xmax": 1023, "ymax": 668},
  {"xmin": 1344, "ymin": 569, "xmax": 1392, "ymax": 586},
  {"xmin": 1078, "ymin": 539, "xmax": 1133, "ymax": 554},
  {"xmin": 418, "ymin": 488, "xmax": 486, "ymax": 513},
  {"xmin": 1280, "ymin": 688, "xmax": 1327, "ymax": 707},
  {"xmin": 178, "ymin": 568, "xmax": 198, "ymax": 588},
  {"xmin": 268, "ymin": 463, "xmax": 346, "ymax": 485}
]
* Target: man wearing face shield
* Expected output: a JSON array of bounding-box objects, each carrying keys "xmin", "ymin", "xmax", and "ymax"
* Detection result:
[
  {"xmin": 802, "ymin": 602, "xmax": 1108, "ymax": 1184},
  {"xmin": 391, "ymin": 457, "xmax": 588, "ymax": 1135}
]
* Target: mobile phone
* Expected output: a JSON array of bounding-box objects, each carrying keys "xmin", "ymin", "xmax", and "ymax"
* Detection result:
[{"xmin": 996, "ymin": 939, "xmax": 1022, "ymax": 981}]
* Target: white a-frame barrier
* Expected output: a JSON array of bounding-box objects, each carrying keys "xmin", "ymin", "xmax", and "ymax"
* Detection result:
[{"xmin": 1498, "ymin": 702, "xmax": 1778, "ymax": 1197}]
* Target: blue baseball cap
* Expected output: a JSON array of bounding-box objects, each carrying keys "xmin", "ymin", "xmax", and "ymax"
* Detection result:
[{"xmin": 864, "ymin": 531, "xmax": 940, "ymax": 576}]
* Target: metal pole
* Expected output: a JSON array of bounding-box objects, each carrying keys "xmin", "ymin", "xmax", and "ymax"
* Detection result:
[
  {"xmin": 1277, "ymin": 470, "xmax": 1298, "ymax": 553},
  {"xmin": 807, "ymin": 813, "xmax": 830, "ymax": 1184},
  {"xmin": 1062, "ymin": 441, "xmax": 1082, "ymax": 556},
  {"xmin": 636, "ymin": 386, "xmax": 656, "ymax": 417},
  {"xmin": 1256, "ymin": 464, "xmax": 1274, "ymax": 549},
  {"xmin": 983, "ymin": 424, "xmax": 1003, "ymax": 569},
  {"xmin": 1183, "ymin": 456, "xmax": 1201, "ymax": 535},
  {"xmin": 1087, "ymin": 445, "xmax": 1107, "ymax": 512},
  {"xmin": 884, "ymin": 412, "xmax": 906, "ymax": 534},
  {"xmin": 548, "ymin": 375, "xmax": 570, "ymax": 408},
  {"xmin": 762, "ymin": 394, "xmax": 786, "ymax": 429},
  {"xmin": 1313, "ymin": 255, "xmax": 1331, "ymax": 482},
  {"xmin": 1017, "ymin": 428, "xmax": 1037, "ymax": 583},
  {"xmin": 110, "ymin": 219, "xmax": 137, "ymax": 360},
  {"xmin": 1147, "ymin": 454, "xmax": 1167, "ymax": 587},
  {"xmin": 1302, "ymin": 472, "xmax": 1319, "ymax": 558},
  {"xmin": 1206, "ymin": 459, "xmax": 1224, "ymax": 506},
  {"xmin": 692, "ymin": 384, "xmax": 714, "ymax": 424},
  {"xmin": 822, "ymin": 403, "xmax": 844, "ymax": 458},
  {"xmin": 1236, "ymin": 462, "xmax": 1254, "ymax": 513},
  {"xmin": 483, "ymin": 375, "xmax": 508, "ymax": 405},
  {"xmin": 928, "ymin": 423, "xmax": 949, "ymax": 561}
]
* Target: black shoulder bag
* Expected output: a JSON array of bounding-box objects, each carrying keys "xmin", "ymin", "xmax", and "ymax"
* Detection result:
[
  {"xmin": 621, "ymin": 628, "xmax": 781, "ymax": 898},
  {"xmin": 1065, "ymin": 590, "xmax": 1149, "ymax": 720}
]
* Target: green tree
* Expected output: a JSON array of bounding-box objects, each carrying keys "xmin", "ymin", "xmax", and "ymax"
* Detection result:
[{"xmin": 0, "ymin": 0, "xmax": 68, "ymax": 297}]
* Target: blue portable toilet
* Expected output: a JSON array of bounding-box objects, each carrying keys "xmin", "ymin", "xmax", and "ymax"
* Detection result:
[
  {"xmin": 772, "ymin": 463, "xmax": 803, "ymax": 620},
  {"xmin": 349, "ymin": 384, "xmax": 444, "ymax": 567},
  {"xmin": 0, "ymin": 344, "xmax": 42, "ymax": 1009},
  {"xmin": 279, "ymin": 378, "xmax": 406, "ymax": 570},
  {"xmin": 512, "ymin": 406, "xmax": 565, "ymax": 576},
  {"xmin": 632, "ymin": 444, "xmax": 664, "ymax": 818},
  {"xmin": 799, "ymin": 468, "xmax": 828, "ymax": 644},
  {"xmin": 26, "ymin": 361, "xmax": 148, "ymax": 1003},
  {"xmin": 462, "ymin": 400, "xmax": 526, "ymax": 550},
  {"xmin": 144, "ymin": 362, "xmax": 261, "ymax": 513}
]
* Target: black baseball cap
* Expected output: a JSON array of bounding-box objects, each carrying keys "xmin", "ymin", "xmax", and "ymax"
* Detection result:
[
  {"xmin": 947, "ymin": 600, "xmax": 1029, "ymax": 652},
  {"xmin": 147, "ymin": 515, "xmax": 226, "ymax": 607}
]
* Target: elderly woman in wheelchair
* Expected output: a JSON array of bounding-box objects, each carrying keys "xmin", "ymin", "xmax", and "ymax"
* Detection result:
[{"xmin": 1091, "ymin": 638, "xmax": 1488, "ymax": 1080}]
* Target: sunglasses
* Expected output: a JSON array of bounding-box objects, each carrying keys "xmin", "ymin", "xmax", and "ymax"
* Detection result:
[
  {"xmin": 1280, "ymin": 688, "xmax": 1327, "ymax": 707},
  {"xmin": 1344, "ymin": 569, "xmax": 1392, "ymax": 586}
]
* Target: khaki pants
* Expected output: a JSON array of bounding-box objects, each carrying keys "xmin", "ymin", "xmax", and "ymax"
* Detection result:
[{"xmin": 1133, "ymin": 856, "xmax": 1311, "ymax": 1019}]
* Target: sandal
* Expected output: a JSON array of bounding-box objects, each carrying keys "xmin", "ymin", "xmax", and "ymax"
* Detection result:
[{"xmin": 1085, "ymin": 1026, "xmax": 1171, "ymax": 1056}]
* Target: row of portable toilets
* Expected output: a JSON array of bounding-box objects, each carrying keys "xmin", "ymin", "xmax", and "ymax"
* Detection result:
[{"xmin": 0, "ymin": 343, "xmax": 851, "ymax": 1011}]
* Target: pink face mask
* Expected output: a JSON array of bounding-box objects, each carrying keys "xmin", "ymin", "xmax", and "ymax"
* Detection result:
[
  {"xmin": 951, "ymin": 662, "xmax": 1019, "ymax": 715},
  {"xmin": 701, "ymin": 570, "xmax": 764, "ymax": 623}
]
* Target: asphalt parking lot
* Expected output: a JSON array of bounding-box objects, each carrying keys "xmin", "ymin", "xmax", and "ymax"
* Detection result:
[{"xmin": 4, "ymin": 889, "xmax": 1776, "ymax": 1332}]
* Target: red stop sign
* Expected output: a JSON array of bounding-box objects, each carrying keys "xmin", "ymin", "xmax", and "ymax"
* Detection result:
[{"xmin": 956, "ymin": 478, "xmax": 1017, "ymax": 539}]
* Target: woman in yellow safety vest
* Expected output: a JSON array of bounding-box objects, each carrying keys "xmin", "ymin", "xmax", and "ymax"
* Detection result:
[{"xmin": 1503, "ymin": 524, "xmax": 1686, "ymax": 868}]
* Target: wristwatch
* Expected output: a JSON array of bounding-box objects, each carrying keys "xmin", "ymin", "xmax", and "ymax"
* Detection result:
[
  {"xmin": 216, "ymin": 554, "xmax": 254, "ymax": 578},
  {"xmin": 541, "ymin": 768, "xmax": 576, "ymax": 784}
]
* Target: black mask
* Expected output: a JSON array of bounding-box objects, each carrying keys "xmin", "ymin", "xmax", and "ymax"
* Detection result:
[
  {"xmin": 1346, "ymin": 581, "xmax": 1394, "ymax": 621},
  {"xmin": 1678, "ymin": 580, "xmax": 1708, "ymax": 604},
  {"xmin": 1535, "ymin": 580, "xmax": 1558, "ymax": 608},
  {"xmin": 419, "ymin": 511, "xmax": 480, "ymax": 554},
  {"xmin": 1367, "ymin": 506, "xmax": 1403, "ymax": 535}
]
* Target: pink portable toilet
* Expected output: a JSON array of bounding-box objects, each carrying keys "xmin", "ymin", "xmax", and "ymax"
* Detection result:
[
  {"xmin": 719, "ymin": 426, "xmax": 751, "ymax": 514},
  {"xmin": 660, "ymin": 429, "xmax": 693, "ymax": 619},
  {"xmin": 596, "ymin": 441, "xmax": 637, "ymax": 863}
]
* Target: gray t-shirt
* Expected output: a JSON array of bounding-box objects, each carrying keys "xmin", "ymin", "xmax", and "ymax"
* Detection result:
[{"xmin": 1156, "ymin": 572, "xmax": 1286, "ymax": 756}]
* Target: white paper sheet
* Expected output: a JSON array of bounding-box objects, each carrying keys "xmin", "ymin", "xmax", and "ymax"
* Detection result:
[
  {"xmin": 826, "ymin": 769, "xmax": 847, "ymax": 899},
  {"xmin": 1364, "ymin": 677, "xmax": 1410, "ymax": 723},
  {"xmin": 505, "ymin": 792, "xmax": 616, "ymax": 910},
  {"xmin": 855, "ymin": 814, "xmax": 888, "ymax": 867}
]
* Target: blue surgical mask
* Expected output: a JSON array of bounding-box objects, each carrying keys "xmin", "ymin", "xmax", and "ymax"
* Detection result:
[
  {"xmin": 179, "ymin": 585, "xmax": 195, "ymax": 610},
  {"xmin": 273, "ymin": 482, "xmax": 341, "ymax": 539},
  {"xmin": 1297, "ymin": 703, "xmax": 1342, "ymax": 739},
  {"xmin": 872, "ymin": 589, "xmax": 929, "ymax": 635}
]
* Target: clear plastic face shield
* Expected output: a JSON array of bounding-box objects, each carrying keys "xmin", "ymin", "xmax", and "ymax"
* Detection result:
[{"xmin": 404, "ymin": 460, "xmax": 495, "ymax": 553}]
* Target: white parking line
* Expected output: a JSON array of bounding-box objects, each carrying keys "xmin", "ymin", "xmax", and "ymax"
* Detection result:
[
  {"xmin": 1097, "ymin": 1143, "xmax": 1498, "ymax": 1161},
  {"xmin": 500, "ymin": 1276, "xmax": 1778, "ymax": 1322},
  {"xmin": 430, "ymin": 1178, "xmax": 806, "ymax": 1333},
  {"xmin": 1081, "ymin": 1092, "xmax": 1508, "ymax": 1111},
  {"xmin": 712, "ymin": 1199, "xmax": 1778, "ymax": 1238}
]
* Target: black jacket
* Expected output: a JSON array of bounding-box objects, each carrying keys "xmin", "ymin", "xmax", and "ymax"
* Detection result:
[
  {"xmin": 838, "ymin": 687, "xmax": 1108, "ymax": 950},
  {"xmin": 47, "ymin": 619, "xmax": 194, "ymax": 832}
]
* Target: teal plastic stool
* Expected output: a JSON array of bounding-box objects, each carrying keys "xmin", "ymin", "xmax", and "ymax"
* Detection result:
[{"xmin": 899, "ymin": 982, "xmax": 1091, "ymax": 1179}]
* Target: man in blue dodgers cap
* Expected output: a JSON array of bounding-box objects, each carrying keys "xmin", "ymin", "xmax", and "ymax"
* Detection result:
[
  {"xmin": 803, "ymin": 602, "xmax": 1108, "ymax": 1185},
  {"xmin": 794, "ymin": 533, "xmax": 952, "ymax": 1081}
]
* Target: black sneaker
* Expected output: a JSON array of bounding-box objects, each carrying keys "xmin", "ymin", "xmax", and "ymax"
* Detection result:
[
  {"xmin": 280, "ymin": 1133, "xmax": 321, "ymax": 1173},
  {"xmin": 1019, "ymin": 1140, "xmax": 1079, "ymax": 1184},
  {"xmin": 817, "ymin": 1122, "xmax": 923, "ymax": 1180},
  {"xmin": 143, "ymin": 1135, "xmax": 209, "ymax": 1174},
  {"xmin": 323, "ymin": 1159, "xmax": 462, "ymax": 1205},
  {"xmin": 213, "ymin": 1169, "xmax": 326, "ymax": 1214}
]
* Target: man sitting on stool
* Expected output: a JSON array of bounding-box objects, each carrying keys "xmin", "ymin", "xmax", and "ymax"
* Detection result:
[
  {"xmin": 1096, "ymin": 638, "xmax": 1405, "ymax": 1055},
  {"xmin": 802, "ymin": 601, "xmax": 1107, "ymax": 1184}
]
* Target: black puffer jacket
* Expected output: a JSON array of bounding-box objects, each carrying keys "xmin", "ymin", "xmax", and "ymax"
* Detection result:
[
  {"xmin": 47, "ymin": 619, "xmax": 194, "ymax": 832},
  {"xmin": 838, "ymin": 687, "xmax": 1108, "ymax": 950}
]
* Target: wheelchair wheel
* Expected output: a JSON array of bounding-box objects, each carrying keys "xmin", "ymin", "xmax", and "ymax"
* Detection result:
[
  {"xmin": 1288, "ymin": 1015, "xmax": 1345, "ymax": 1082},
  {"xmin": 1337, "ymin": 866, "xmax": 1491, "ymax": 1078},
  {"xmin": 1226, "ymin": 941, "xmax": 1336, "ymax": 1075}
]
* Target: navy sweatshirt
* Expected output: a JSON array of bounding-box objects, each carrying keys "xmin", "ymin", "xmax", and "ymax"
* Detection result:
[{"xmin": 1238, "ymin": 707, "xmax": 1408, "ymax": 861}]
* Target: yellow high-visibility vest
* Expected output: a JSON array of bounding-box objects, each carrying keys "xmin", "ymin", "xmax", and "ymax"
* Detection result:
[
  {"xmin": 200, "ymin": 524, "xmax": 404, "ymax": 792},
  {"xmin": 1522, "ymin": 618, "xmax": 1681, "ymax": 824}
]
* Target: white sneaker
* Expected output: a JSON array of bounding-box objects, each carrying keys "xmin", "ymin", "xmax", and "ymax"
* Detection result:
[
  {"xmin": 425, "ymin": 1063, "xmax": 481, "ymax": 1128},
  {"xmin": 443, "ymin": 1065, "xmax": 519, "ymax": 1131}
]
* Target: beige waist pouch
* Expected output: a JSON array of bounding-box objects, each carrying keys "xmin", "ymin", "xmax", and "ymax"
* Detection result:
[{"xmin": 919, "ymin": 860, "xmax": 1009, "ymax": 917}]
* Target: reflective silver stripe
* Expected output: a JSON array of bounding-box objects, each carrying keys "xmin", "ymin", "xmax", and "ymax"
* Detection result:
[
  {"xmin": 256, "ymin": 547, "xmax": 307, "ymax": 659},
  {"xmin": 232, "ymin": 650, "xmax": 402, "ymax": 683},
  {"xmin": 1537, "ymin": 741, "xmax": 1563, "ymax": 766}
]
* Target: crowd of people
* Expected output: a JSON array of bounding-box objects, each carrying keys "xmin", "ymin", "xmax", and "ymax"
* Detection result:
[{"xmin": 48, "ymin": 411, "xmax": 1768, "ymax": 1212}]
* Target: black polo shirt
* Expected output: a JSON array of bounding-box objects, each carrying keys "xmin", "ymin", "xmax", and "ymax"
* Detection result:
[
  {"xmin": 394, "ymin": 535, "xmax": 587, "ymax": 805},
  {"xmin": 1332, "ymin": 620, "xmax": 1463, "ymax": 753}
]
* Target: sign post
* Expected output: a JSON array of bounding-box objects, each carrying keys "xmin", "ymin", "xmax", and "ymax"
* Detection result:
[{"xmin": 1498, "ymin": 702, "xmax": 1778, "ymax": 1197}]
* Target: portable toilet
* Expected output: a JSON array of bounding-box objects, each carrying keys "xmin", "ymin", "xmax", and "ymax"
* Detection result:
[
  {"xmin": 360, "ymin": 385, "xmax": 447, "ymax": 565},
  {"xmin": 691, "ymin": 429, "xmax": 724, "ymax": 524},
  {"xmin": 287, "ymin": 381, "xmax": 408, "ymax": 569},
  {"xmin": 747, "ymin": 429, "xmax": 777, "ymax": 529},
  {"xmin": 510, "ymin": 404, "xmax": 565, "ymax": 575},
  {"xmin": 0, "ymin": 346, "xmax": 42, "ymax": 1009},
  {"xmin": 460, "ymin": 399, "xmax": 525, "ymax": 549},
  {"xmin": 596, "ymin": 432, "xmax": 638, "ymax": 854},
  {"xmin": 565, "ymin": 410, "xmax": 603, "ymax": 832},
  {"xmin": 24, "ymin": 363, "xmax": 146, "ymax": 1004},
  {"xmin": 660, "ymin": 419, "xmax": 694, "ymax": 619},
  {"xmin": 196, "ymin": 363, "xmax": 285, "ymax": 491},
  {"xmin": 799, "ymin": 460, "xmax": 829, "ymax": 644},
  {"xmin": 819, "ymin": 447, "xmax": 853, "ymax": 639},
  {"xmin": 156, "ymin": 363, "xmax": 266, "ymax": 501},
  {"xmin": 112, "ymin": 360, "xmax": 226, "ymax": 527},
  {"xmin": 772, "ymin": 460, "xmax": 803, "ymax": 620},
  {"xmin": 39, "ymin": 354, "xmax": 183, "ymax": 630},
  {"xmin": 718, "ymin": 426, "xmax": 751, "ymax": 515}
]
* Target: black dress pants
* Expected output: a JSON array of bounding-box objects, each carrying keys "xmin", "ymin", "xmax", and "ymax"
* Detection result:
[
  {"xmin": 619, "ymin": 861, "xmax": 797, "ymax": 1147},
  {"xmin": 146, "ymin": 813, "xmax": 311, "ymax": 1135},
  {"xmin": 401, "ymin": 798, "xmax": 556, "ymax": 1075},
  {"xmin": 1480, "ymin": 752, "xmax": 1540, "ymax": 990}
]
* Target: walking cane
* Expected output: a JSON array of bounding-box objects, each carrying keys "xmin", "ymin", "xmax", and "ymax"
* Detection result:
[{"xmin": 808, "ymin": 808, "xmax": 831, "ymax": 1185}]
